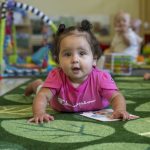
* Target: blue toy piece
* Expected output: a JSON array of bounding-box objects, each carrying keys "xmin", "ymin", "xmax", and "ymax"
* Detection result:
[{"xmin": 31, "ymin": 45, "xmax": 49, "ymax": 66}]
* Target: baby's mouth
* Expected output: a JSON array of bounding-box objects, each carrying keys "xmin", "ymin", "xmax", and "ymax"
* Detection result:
[{"xmin": 72, "ymin": 67, "xmax": 81, "ymax": 73}]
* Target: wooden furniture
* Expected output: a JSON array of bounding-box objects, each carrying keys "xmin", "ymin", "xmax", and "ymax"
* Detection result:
[{"xmin": 139, "ymin": 0, "xmax": 150, "ymax": 40}]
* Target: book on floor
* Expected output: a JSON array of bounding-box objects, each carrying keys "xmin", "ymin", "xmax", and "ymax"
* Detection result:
[{"xmin": 80, "ymin": 108, "xmax": 139, "ymax": 122}]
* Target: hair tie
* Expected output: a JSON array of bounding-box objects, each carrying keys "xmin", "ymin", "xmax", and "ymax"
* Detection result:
[
  {"xmin": 81, "ymin": 20, "xmax": 92, "ymax": 31},
  {"xmin": 57, "ymin": 24, "xmax": 65, "ymax": 34}
]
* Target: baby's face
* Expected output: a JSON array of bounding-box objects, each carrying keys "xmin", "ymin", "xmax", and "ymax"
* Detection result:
[
  {"xmin": 115, "ymin": 13, "xmax": 131, "ymax": 29},
  {"xmin": 58, "ymin": 34, "xmax": 95, "ymax": 84}
]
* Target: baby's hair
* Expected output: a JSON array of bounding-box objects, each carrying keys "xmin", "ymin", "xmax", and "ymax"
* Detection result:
[
  {"xmin": 114, "ymin": 10, "xmax": 131, "ymax": 23},
  {"xmin": 52, "ymin": 20, "xmax": 102, "ymax": 64}
]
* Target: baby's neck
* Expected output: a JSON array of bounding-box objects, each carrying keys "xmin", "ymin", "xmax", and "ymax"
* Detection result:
[
  {"xmin": 69, "ymin": 77, "xmax": 87, "ymax": 88},
  {"xmin": 71, "ymin": 82, "xmax": 80, "ymax": 88}
]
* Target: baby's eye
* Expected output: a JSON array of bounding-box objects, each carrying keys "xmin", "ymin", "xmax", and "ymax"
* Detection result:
[
  {"xmin": 79, "ymin": 51, "xmax": 87, "ymax": 56},
  {"xmin": 64, "ymin": 52, "xmax": 71, "ymax": 57}
]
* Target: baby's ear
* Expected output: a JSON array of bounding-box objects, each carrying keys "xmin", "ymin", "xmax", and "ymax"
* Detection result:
[{"xmin": 93, "ymin": 58, "xmax": 97, "ymax": 67}]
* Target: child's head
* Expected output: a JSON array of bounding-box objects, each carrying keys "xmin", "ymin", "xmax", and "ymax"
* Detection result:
[
  {"xmin": 52, "ymin": 20, "xmax": 102, "ymax": 83},
  {"xmin": 114, "ymin": 11, "xmax": 131, "ymax": 30},
  {"xmin": 53, "ymin": 20, "xmax": 101, "ymax": 64}
]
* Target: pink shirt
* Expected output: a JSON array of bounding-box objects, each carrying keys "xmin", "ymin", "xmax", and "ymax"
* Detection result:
[{"xmin": 43, "ymin": 67, "xmax": 118, "ymax": 112}]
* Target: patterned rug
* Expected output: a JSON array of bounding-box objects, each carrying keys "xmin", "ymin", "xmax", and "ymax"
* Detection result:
[{"xmin": 0, "ymin": 76, "xmax": 150, "ymax": 150}]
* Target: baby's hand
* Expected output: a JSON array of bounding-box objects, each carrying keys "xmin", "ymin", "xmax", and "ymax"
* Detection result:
[
  {"xmin": 115, "ymin": 26, "xmax": 128, "ymax": 33},
  {"xmin": 115, "ymin": 27, "xmax": 122, "ymax": 32},
  {"xmin": 144, "ymin": 73, "xmax": 150, "ymax": 80},
  {"xmin": 111, "ymin": 110, "xmax": 131, "ymax": 121},
  {"xmin": 28, "ymin": 113, "xmax": 54, "ymax": 124}
]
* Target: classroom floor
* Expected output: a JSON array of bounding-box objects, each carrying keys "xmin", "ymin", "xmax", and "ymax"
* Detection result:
[
  {"xmin": 0, "ymin": 76, "xmax": 149, "ymax": 150},
  {"xmin": 0, "ymin": 78, "xmax": 30, "ymax": 96}
]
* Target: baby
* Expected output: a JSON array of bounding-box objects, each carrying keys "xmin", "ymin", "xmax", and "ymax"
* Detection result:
[
  {"xmin": 110, "ymin": 11, "xmax": 142, "ymax": 61},
  {"xmin": 25, "ymin": 20, "xmax": 137, "ymax": 124}
]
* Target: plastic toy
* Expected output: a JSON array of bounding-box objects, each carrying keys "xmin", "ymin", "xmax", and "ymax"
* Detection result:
[
  {"xmin": 0, "ymin": 0, "xmax": 57, "ymax": 78},
  {"xmin": 143, "ymin": 43, "xmax": 150, "ymax": 55},
  {"xmin": 104, "ymin": 53, "xmax": 132, "ymax": 75}
]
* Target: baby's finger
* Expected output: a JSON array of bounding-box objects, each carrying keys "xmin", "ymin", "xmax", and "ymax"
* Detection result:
[
  {"xmin": 129, "ymin": 115, "xmax": 139, "ymax": 120},
  {"xmin": 39, "ymin": 117, "xmax": 44, "ymax": 124},
  {"xmin": 48, "ymin": 115, "xmax": 54, "ymax": 121},
  {"xmin": 122, "ymin": 114, "xmax": 128, "ymax": 121},
  {"xmin": 111, "ymin": 113, "xmax": 120, "ymax": 119},
  {"xmin": 43, "ymin": 115, "xmax": 51, "ymax": 122},
  {"xmin": 35, "ymin": 117, "xmax": 40, "ymax": 124},
  {"xmin": 122, "ymin": 112, "xmax": 130, "ymax": 121},
  {"xmin": 42, "ymin": 115, "xmax": 54, "ymax": 122},
  {"xmin": 28, "ymin": 118, "xmax": 35, "ymax": 123}
]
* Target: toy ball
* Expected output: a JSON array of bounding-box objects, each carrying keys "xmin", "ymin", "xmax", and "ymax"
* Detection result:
[
  {"xmin": 143, "ymin": 43, "xmax": 150, "ymax": 55},
  {"xmin": 136, "ymin": 55, "xmax": 145, "ymax": 62}
]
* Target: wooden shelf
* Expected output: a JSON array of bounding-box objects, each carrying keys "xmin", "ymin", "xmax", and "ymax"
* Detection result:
[
  {"xmin": 139, "ymin": 0, "xmax": 150, "ymax": 37},
  {"xmin": 15, "ymin": 17, "xmax": 32, "ymax": 55}
]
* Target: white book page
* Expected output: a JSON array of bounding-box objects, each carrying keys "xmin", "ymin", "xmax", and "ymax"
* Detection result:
[{"xmin": 80, "ymin": 109, "xmax": 139, "ymax": 122}]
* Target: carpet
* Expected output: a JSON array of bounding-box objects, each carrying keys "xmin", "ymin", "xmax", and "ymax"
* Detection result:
[{"xmin": 0, "ymin": 76, "xmax": 150, "ymax": 150}]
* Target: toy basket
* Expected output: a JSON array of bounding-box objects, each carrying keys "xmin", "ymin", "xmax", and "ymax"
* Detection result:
[{"xmin": 104, "ymin": 53, "xmax": 132, "ymax": 75}]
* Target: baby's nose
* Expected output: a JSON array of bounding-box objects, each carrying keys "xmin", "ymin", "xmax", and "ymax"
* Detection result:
[{"xmin": 72, "ymin": 55, "xmax": 79, "ymax": 63}]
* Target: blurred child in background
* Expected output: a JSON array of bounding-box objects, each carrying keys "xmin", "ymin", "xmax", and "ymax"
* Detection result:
[{"xmin": 105, "ymin": 11, "xmax": 142, "ymax": 62}]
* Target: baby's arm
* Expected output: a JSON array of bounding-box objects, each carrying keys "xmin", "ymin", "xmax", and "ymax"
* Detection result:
[
  {"xmin": 121, "ymin": 29, "xmax": 142, "ymax": 46},
  {"xmin": 28, "ymin": 87, "xmax": 54, "ymax": 124},
  {"xmin": 110, "ymin": 92, "xmax": 132, "ymax": 120},
  {"xmin": 121, "ymin": 32, "xmax": 132, "ymax": 46},
  {"xmin": 136, "ymin": 34, "xmax": 143, "ymax": 44},
  {"xmin": 115, "ymin": 26, "xmax": 132, "ymax": 46}
]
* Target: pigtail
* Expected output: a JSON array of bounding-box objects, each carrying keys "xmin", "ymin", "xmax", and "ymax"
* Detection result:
[
  {"xmin": 80, "ymin": 20, "xmax": 92, "ymax": 31},
  {"xmin": 57, "ymin": 24, "xmax": 66, "ymax": 35},
  {"xmin": 81, "ymin": 20, "xmax": 102, "ymax": 59}
]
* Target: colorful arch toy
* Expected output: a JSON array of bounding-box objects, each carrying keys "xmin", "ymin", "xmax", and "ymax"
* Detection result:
[{"xmin": 0, "ymin": 0, "xmax": 57, "ymax": 78}]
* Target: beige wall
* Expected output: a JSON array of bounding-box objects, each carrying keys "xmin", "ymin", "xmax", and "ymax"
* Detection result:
[
  {"xmin": 16, "ymin": 0, "xmax": 140, "ymax": 18},
  {"xmin": 15, "ymin": 0, "xmax": 140, "ymax": 43}
]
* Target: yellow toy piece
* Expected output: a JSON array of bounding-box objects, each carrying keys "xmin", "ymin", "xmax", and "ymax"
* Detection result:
[
  {"xmin": 48, "ymin": 51, "xmax": 57, "ymax": 67},
  {"xmin": 143, "ymin": 44, "xmax": 150, "ymax": 55}
]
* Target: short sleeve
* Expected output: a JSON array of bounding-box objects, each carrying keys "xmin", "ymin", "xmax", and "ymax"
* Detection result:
[
  {"xmin": 127, "ymin": 31, "xmax": 138, "ymax": 45},
  {"xmin": 99, "ymin": 71, "xmax": 118, "ymax": 100},
  {"xmin": 100, "ymin": 72, "xmax": 118, "ymax": 90},
  {"xmin": 42, "ymin": 68, "xmax": 62, "ymax": 89}
]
